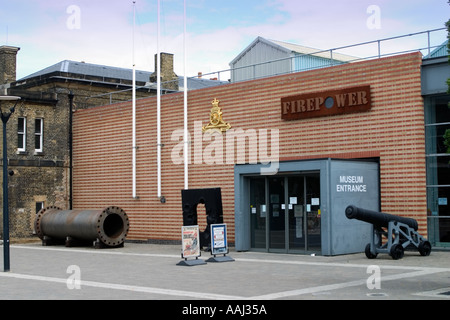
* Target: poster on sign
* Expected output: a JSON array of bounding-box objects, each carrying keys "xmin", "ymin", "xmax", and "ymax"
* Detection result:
[
  {"xmin": 207, "ymin": 224, "xmax": 234, "ymax": 262},
  {"xmin": 181, "ymin": 225, "xmax": 201, "ymax": 259},
  {"xmin": 211, "ymin": 223, "xmax": 228, "ymax": 255}
]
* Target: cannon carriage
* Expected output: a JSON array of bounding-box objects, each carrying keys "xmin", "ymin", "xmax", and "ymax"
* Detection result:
[{"xmin": 345, "ymin": 205, "xmax": 431, "ymax": 260}]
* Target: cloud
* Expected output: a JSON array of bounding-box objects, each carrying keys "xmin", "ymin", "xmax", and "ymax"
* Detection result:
[
  {"xmin": 7, "ymin": 0, "xmax": 449, "ymax": 81},
  {"xmin": 11, "ymin": 1, "xmax": 138, "ymax": 78},
  {"xmin": 153, "ymin": 0, "xmax": 448, "ymax": 78}
]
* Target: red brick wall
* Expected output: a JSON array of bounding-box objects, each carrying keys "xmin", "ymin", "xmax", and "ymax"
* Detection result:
[{"xmin": 73, "ymin": 52, "xmax": 426, "ymax": 242}]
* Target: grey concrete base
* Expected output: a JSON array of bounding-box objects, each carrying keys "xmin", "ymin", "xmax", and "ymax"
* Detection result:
[
  {"xmin": 206, "ymin": 255, "xmax": 235, "ymax": 263},
  {"xmin": 176, "ymin": 258, "xmax": 207, "ymax": 266}
]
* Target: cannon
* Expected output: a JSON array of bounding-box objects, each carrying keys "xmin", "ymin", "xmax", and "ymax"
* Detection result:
[
  {"xmin": 345, "ymin": 205, "xmax": 431, "ymax": 259},
  {"xmin": 35, "ymin": 206, "xmax": 130, "ymax": 248}
]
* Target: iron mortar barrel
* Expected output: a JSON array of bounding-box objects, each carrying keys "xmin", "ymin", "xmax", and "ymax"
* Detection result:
[
  {"xmin": 35, "ymin": 206, "xmax": 130, "ymax": 247},
  {"xmin": 345, "ymin": 205, "xmax": 418, "ymax": 231}
]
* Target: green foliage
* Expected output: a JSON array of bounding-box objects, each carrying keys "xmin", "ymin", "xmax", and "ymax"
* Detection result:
[
  {"xmin": 447, "ymin": 16, "xmax": 450, "ymax": 95},
  {"xmin": 446, "ymin": 10, "xmax": 450, "ymax": 149},
  {"xmin": 444, "ymin": 129, "xmax": 450, "ymax": 154}
]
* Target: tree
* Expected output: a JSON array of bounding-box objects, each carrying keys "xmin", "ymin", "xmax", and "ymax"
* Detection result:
[
  {"xmin": 445, "ymin": 12, "xmax": 450, "ymax": 153},
  {"xmin": 447, "ymin": 16, "xmax": 450, "ymax": 94},
  {"xmin": 445, "ymin": 129, "xmax": 450, "ymax": 154}
]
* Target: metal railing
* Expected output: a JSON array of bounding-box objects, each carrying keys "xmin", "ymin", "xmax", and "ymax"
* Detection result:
[
  {"xmin": 196, "ymin": 27, "xmax": 447, "ymax": 84},
  {"xmin": 89, "ymin": 28, "xmax": 447, "ymax": 104}
]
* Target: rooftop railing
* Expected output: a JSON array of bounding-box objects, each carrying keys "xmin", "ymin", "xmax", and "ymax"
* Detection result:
[
  {"xmin": 195, "ymin": 27, "xmax": 448, "ymax": 84},
  {"xmin": 87, "ymin": 28, "xmax": 447, "ymax": 104}
]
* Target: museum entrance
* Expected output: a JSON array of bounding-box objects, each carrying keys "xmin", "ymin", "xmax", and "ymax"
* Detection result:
[{"xmin": 249, "ymin": 173, "xmax": 321, "ymax": 253}]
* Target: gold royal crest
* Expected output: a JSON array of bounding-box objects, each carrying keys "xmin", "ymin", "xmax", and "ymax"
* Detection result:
[{"xmin": 202, "ymin": 98, "xmax": 231, "ymax": 133}]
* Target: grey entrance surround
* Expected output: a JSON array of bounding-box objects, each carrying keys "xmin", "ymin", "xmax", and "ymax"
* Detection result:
[{"xmin": 234, "ymin": 159, "xmax": 380, "ymax": 255}]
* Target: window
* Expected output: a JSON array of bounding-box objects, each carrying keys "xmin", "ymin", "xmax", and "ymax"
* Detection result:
[
  {"xmin": 17, "ymin": 117, "xmax": 26, "ymax": 152},
  {"xmin": 35, "ymin": 118, "xmax": 43, "ymax": 153},
  {"xmin": 36, "ymin": 201, "xmax": 44, "ymax": 214},
  {"xmin": 425, "ymin": 95, "xmax": 450, "ymax": 246},
  {"xmin": 34, "ymin": 201, "xmax": 45, "ymax": 234}
]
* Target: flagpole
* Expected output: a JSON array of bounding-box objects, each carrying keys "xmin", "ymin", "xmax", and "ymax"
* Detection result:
[
  {"xmin": 183, "ymin": 0, "xmax": 188, "ymax": 190},
  {"xmin": 132, "ymin": 0, "xmax": 137, "ymax": 199},
  {"xmin": 157, "ymin": 0, "xmax": 162, "ymax": 200}
]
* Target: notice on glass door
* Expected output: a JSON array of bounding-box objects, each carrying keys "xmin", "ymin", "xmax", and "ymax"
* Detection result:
[
  {"xmin": 294, "ymin": 205, "xmax": 303, "ymax": 217},
  {"xmin": 296, "ymin": 217, "xmax": 303, "ymax": 238},
  {"xmin": 273, "ymin": 204, "xmax": 280, "ymax": 217}
]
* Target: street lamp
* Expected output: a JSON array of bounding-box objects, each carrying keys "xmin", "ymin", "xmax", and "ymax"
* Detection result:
[{"xmin": 0, "ymin": 95, "xmax": 21, "ymax": 272}]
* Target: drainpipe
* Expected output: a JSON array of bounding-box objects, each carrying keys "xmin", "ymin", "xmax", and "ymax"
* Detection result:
[
  {"xmin": 132, "ymin": 1, "xmax": 137, "ymax": 199},
  {"xmin": 183, "ymin": 0, "xmax": 188, "ymax": 190},
  {"xmin": 157, "ymin": 0, "xmax": 162, "ymax": 201}
]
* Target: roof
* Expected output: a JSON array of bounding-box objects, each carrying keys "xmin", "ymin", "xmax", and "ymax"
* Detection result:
[
  {"xmin": 20, "ymin": 60, "xmax": 150, "ymax": 82},
  {"xmin": 424, "ymin": 40, "xmax": 449, "ymax": 59},
  {"xmin": 230, "ymin": 36, "xmax": 358, "ymax": 66},
  {"xmin": 19, "ymin": 60, "xmax": 227, "ymax": 90},
  {"xmin": 269, "ymin": 39, "xmax": 357, "ymax": 62}
]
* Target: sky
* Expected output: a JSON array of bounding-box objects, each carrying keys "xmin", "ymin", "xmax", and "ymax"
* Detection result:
[{"xmin": 1, "ymin": 0, "xmax": 449, "ymax": 81}]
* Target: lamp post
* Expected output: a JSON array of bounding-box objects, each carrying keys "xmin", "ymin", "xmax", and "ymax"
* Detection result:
[{"xmin": 0, "ymin": 95, "xmax": 21, "ymax": 272}]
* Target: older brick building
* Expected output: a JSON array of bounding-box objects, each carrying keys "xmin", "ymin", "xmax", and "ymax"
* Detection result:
[{"xmin": 0, "ymin": 47, "xmax": 224, "ymax": 238}]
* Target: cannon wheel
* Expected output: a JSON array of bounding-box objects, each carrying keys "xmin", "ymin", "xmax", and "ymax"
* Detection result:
[
  {"xmin": 390, "ymin": 244, "xmax": 404, "ymax": 260},
  {"xmin": 418, "ymin": 241, "xmax": 432, "ymax": 256},
  {"xmin": 365, "ymin": 243, "xmax": 378, "ymax": 259}
]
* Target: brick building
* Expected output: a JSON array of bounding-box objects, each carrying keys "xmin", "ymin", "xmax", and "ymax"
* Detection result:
[
  {"xmin": 1, "ymin": 34, "xmax": 448, "ymax": 253},
  {"xmin": 72, "ymin": 51, "xmax": 442, "ymax": 255}
]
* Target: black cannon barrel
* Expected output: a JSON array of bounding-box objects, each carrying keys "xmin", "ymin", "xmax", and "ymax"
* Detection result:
[
  {"xmin": 345, "ymin": 205, "xmax": 418, "ymax": 231},
  {"xmin": 35, "ymin": 206, "xmax": 130, "ymax": 247}
]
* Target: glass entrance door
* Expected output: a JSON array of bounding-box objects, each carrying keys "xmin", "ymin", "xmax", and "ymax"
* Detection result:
[
  {"xmin": 250, "ymin": 177, "xmax": 266, "ymax": 249},
  {"xmin": 249, "ymin": 173, "xmax": 321, "ymax": 253},
  {"xmin": 268, "ymin": 177, "xmax": 285, "ymax": 250},
  {"xmin": 305, "ymin": 174, "xmax": 321, "ymax": 252},
  {"xmin": 288, "ymin": 176, "xmax": 305, "ymax": 251}
]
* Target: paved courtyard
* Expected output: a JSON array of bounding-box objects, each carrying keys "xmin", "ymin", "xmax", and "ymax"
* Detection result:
[{"xmin": 1, "ymin": 241, "xmax": 449, "ymax": 307}]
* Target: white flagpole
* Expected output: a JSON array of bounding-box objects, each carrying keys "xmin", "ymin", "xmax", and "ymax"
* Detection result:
[
  {"xmin": 157, "ymin": 0, "xmax": 162, "ymax": 199},
  {"xmin": 183, "ymin": 0, "xmax": 188, "ymax": 190},
  {"xmin": 132, "ymin": 1, "xmax": 137, "ymax": 199}
]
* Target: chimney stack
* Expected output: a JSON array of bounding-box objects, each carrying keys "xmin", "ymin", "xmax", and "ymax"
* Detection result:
[
  {"xmin": 150, "ymin": 52, "xmax": 179, "ymax": 91},
  {"xmin": 0, "ymin": 45, "xmax": 20, "ymax": 84}
]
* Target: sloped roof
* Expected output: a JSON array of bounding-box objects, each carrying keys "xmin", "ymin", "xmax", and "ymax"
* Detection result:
[
  {"xmin": 424, "ymin": 40, "xmax": 449, "ymax": 59},
  {"xmin": 19, "ymin": 60, "xmax": 228, "ymax": 90},
  {"xmin": 19, "ymin": 60, "xmax": 151, "ymax": 83},
  {"xmin": 230, "ymin": 36, "xmax": 357, "ymax": 66},
  {"xmin": 269, "ymin": 39, "xmax": 357, "ymax": 62}
]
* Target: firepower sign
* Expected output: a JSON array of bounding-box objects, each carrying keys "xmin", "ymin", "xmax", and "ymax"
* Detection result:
[{"xmin": 281, "ymin": 85, "xmax": 372, "ymax": 120}]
